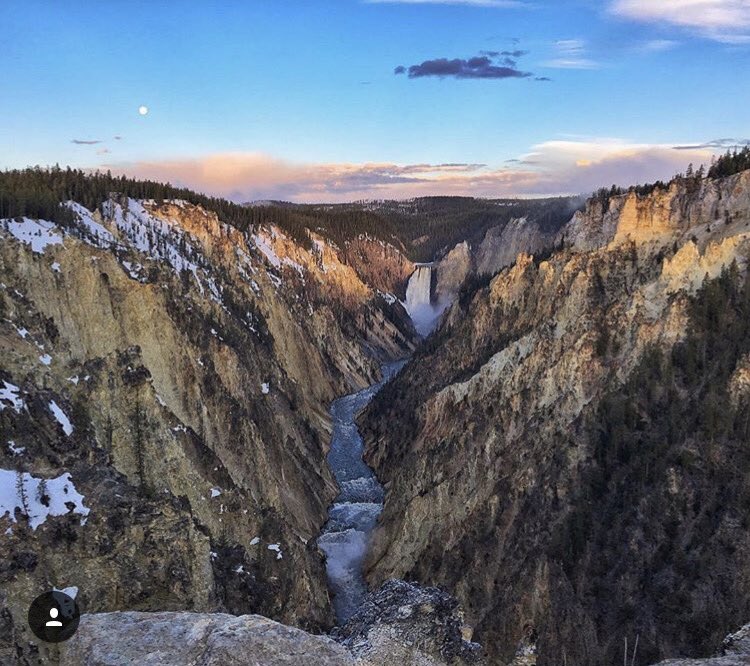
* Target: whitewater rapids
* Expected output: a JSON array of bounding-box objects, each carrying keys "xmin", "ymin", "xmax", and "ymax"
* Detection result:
[{"xmin": 316, "ymin": 361, "xmax": 405, "ymax": 624}]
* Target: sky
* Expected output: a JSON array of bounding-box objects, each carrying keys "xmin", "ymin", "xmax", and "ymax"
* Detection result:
[{"xmin": 2, "ymin": 0, "xmax": 750, "ymax": 202}]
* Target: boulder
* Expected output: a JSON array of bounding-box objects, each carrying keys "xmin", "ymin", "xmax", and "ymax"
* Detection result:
[{"xmin": 60, "ymin": 611, "xmax": 355, "ymax": 665}]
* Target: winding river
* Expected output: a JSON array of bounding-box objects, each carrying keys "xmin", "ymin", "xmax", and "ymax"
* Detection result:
[{"xmin": 317, "ymin": 361, "xmax": 406, "ymax": 624}]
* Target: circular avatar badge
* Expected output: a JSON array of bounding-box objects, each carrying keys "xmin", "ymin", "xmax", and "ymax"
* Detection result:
[{"xmin": 28, "ymin": 590, "xmax": 81, "ymax": 643}]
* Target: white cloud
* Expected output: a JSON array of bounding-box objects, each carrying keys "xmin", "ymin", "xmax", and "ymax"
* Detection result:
[
  {"xmin": 611, "ymin": 0, "xmax": 750, "ymax": 43},
  {"xmin": 639, "ymin": 39, "xmax": 681, "ymax": 52},
  {"xmin": 543, "ymin": 39, "xmax": 599, "ymax": 69},
  {"xmin": 516, "ymin": 139, "xmax": 713, "ymax": 193}
]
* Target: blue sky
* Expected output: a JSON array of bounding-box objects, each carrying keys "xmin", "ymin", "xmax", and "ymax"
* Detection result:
[{"xmin": 2, "ymin": 0, "xmax": 749, "ymax": 201}]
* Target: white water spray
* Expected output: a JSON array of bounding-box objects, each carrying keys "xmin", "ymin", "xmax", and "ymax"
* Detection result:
[{"xmin": 405, "ymin": 264, "xmax": 444, "ymax": 336}]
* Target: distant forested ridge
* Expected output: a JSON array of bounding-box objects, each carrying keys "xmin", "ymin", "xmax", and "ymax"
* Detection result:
[
  {"xmin": 291, "ymin": 196, "xmax": 582, "ymax": 262},
  {"xmin": 1, "ymin": 167, "xmax": 581, "ymax": 262}
]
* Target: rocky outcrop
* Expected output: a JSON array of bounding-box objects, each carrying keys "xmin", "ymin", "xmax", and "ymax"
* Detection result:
[
  {"xmin": 342, "ymin": 236, "xmax": 415, "ymax": 301},
  {"xmin": 335, "ymin": 580, "xmax": 484, "ymax": 665},
  {"xmin": 361, "ymin": 172, "xmax": 750, "ymax": 665},
  {"xmin": 651, "ymin": 623, "xmax": 750, "ymax": 665},
  {"xmin": 59, "ymin": 611, "xmax": 355, "ymax": 666},
  {"xmin": 561, "ymin": 171, "xmax": 750, "ymax": 253},
  {"xmin": 54, "ymin": 581, "xmax": 481, "ymax": 666},
  {"xmin": 434, "ymin": 242, "xmax": 472, "ymax": 305},
  {"xmin": 475, "ymin": 218, "xmax": 554, "ymax": 277},
  {"xmin": 0, "ymin": 197, "xmax": 416, "ymax": 663}
]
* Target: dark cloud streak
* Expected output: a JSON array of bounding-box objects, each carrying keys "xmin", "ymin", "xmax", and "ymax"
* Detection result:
[
  {"xmin": 71, "ymin": 139, "xmax": 103, "ymax": 145},
  {"xmin": 395, "ymin": 53, "xmax": 532, "ymax": 79},
  {"xmin": 481, "ymin": 49, "xmax": 528, "ymax": 58},
  {"xmin": 673, "ymin": 138, "xmax": 750, "ymax": 151}
]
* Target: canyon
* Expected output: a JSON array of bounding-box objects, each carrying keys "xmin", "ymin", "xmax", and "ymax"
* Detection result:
[
  {"xmin": 0, "ymin": 191, "xmax": 418, "ymax": 663},
  {"xmin": 2, "ymin": 167, "xmax": 750, "ymax": 666}
]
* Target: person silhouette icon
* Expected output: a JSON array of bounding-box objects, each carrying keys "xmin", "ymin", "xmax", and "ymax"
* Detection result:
[
  {"xmin": 28, "ymin": 590, "xmax": 81, "ymax": 643},
  {"xmin": 45, "ymin": 607, "xmax": 63, "ymax": 627}
]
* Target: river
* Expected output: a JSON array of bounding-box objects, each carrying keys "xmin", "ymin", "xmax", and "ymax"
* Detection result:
[{"xmin": 316, "ymin": 360, "xmax": 406, "ymax": 624}]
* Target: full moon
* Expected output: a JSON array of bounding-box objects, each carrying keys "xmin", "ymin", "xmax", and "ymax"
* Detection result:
[{"xmin": 138, "ymin": 105, "xmax": 149, "ymax": 116}]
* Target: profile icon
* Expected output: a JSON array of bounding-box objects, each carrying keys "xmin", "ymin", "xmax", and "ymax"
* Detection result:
[
  {"xmin": 28, "ymin": 590, "xmax": 80, "ymax": 643},
  {"xmin": 46, "ymin": 607, "xmax": 63, "ymax": 627}
]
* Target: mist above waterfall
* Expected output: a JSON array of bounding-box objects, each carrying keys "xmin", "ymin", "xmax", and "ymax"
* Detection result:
[{"xmin": 404, "ymin": 264, "xmax": 447, "ymax": 336}]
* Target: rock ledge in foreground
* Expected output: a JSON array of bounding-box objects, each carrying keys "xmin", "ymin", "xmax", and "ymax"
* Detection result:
[{"xmin": 60, "ymin": 611, "xmax": 353, "ymax": 666}]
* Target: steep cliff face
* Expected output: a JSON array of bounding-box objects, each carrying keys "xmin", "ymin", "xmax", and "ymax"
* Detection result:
[
  {"xmin": 361, "ymin": 172, "xmax": 750, "ymax": 665},
  {"xmin": 0, "ymin": 197, "xmax": 416, "ymax": 663},
  {"xmin": 561, "ymin": 171, "xmax": 750, "ymax": 252},
  {"xmin": 341, "ymin": 236, "xmax": 415, "ymax": 301},
  {"xmin": 474, "ymin": 218, "xmax": 554, "ymax": 277},
  {"xmin": 434, "ymin": 242, "xmax": 472, "ymax": 306}
]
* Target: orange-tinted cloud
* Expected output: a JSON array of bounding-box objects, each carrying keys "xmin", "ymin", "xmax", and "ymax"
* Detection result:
[{"xmin": 99, "ymin": 139, "xmax": 718, "ymax": 203}]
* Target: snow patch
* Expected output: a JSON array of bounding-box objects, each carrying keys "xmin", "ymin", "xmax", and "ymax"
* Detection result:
[
  {"xmin": 64, "ymin": 202, "xmax": 116, "ymax": 247},
  {"xmin": 0, "ymin": 470, "xmax": 90, "ymax": 530},
  {"xmin": 2, "ymin": 218, "xmax": 63, "ymax": 254},
  {"xmin": 252, "ymin": 230, "xmax": 305, "ymax": 278},
  {"xmin": 210, "ymin": 487, "xmax": 222, "ymax": 498},
  {"xmin": 252, "ymin": 233, "xmax": 282, "ymax": 269},
  {"xmin": 7, "ymin": 441, "xmax": 25, "ymax": 456},
  {"xmin": 48, "ymin": 400, "xmax": 73, "ymax": 436},
  {"xmin": 0, "ymin": 382, "xmax": 24, "ymax": 413},
  {"xmin": 267, "ymin": 543, "xmax": 283, "ymax": 560},
  {"xmin": 261, "ymin": 382, "xmax": 270, "ymax": 395},
  {"xmin": 121, "ymin": 260, "xmax": 146, "ymax": 282},
  {"xmin": 377, "ymin": 290, "xmax": 397, "ymax": 306},
  {"xmin": 38, "ymin": 354, "xmax": 52, "ymax": 366},
  {"xmin": 53, "ymin": 586, "xmax": 78, "ymax": 599}
]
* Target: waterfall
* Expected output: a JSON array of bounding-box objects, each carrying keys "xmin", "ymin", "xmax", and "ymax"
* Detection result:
[
  {"xmin": 405, "ymin": 264, "xmax": 432, "ymax": 311},
  {"xmin": 404, "ymin": 264, "xmax": 442, "ymax": 336}
]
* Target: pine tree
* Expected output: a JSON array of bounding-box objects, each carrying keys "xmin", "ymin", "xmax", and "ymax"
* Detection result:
[
  {"xmin": 133, "ymin": 398, "xmax": 146, "ymax": 489},
  {"xmin": 37, "ymin": 478, "xmax": 50, "ymax": 507},
  {"xmin": 16, "ymin": 471, "xmax": 30, "ymax": 517}
]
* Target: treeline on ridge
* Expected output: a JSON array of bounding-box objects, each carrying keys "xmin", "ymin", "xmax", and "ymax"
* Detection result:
[
  {"xmin": 0, "ymin": 167, "xmax": 422, "ymax": 255},
  {"xmin": 0, "ymin": 167, "xmax": 583, "ymax": 263},
  {"xmin": 592, "ymin": 147, "xmax": 750, "ymax": 211}
]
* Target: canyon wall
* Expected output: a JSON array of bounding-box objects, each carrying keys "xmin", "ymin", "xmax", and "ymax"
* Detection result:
[
  {"xmin": 0, "ymin": 197, "xmax": 416, "ymax": 663},
  {"xmin": 361, "ymin": 171, "xmax": 750, "ymax": 665},
  {"xmin": 474, "ymin": 218, "xmax": 556, "ymax": 277}
]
